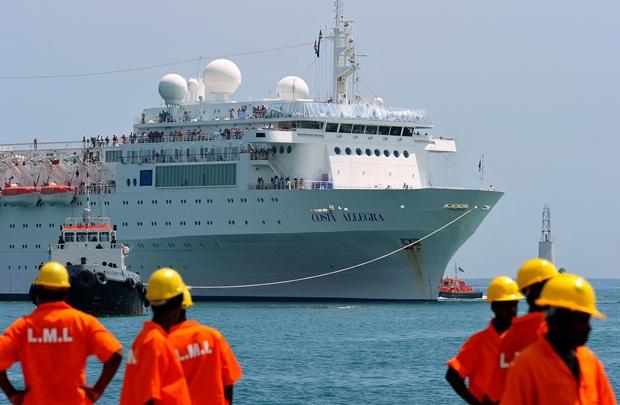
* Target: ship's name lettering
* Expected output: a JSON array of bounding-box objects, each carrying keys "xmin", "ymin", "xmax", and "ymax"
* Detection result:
[{"xmin": 312, "ymin": 212, "xmax": 385, "ymax": 223}]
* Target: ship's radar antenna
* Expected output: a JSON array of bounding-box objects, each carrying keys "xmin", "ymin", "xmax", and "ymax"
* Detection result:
[{"xmin": 538, "ymin": 205, "xmax": 554, "ymax": 263}]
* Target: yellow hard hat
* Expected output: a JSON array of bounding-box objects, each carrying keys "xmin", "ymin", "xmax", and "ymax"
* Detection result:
[
  {"xmin": 34, "ymin": 261, "xmax": 70, "ymax": 289},
  {"xmin": 146, "ymin": 267, "xmax": 186, "ymax": 305},
  {"xmin": 536, "ymin": 273, "xmax": 605, "ymax": 318},
  {"xmin": 486, "ymin": 276, "xmax": 524, "ymax": 302},
  {"xmin": 182, "ymin": 287, "xmax": 193, "ymax": 309},
  {"xmin": 517, "ymin": 258, "xmax": 559, "ymax": 290}
]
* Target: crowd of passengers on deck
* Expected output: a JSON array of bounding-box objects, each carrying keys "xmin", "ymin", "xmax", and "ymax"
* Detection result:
[{"xmin": 256, "ymin": 176, "xmax": 305, "ymax": 190}]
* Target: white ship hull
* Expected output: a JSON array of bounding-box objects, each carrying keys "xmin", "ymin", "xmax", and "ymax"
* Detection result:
[{"xmin": 0, "ymin": 187, "xmax": 501, "ymax": 300}]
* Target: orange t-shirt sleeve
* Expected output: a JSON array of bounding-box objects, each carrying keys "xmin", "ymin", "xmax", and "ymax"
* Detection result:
[
  {"xmin": 217, "ymin": 333, "xmax": 242, "ymax": 386},
  {"xmin": 136, "ymin": 340, "xmax": 164, "ymax": 403},
  {"xmin": 85, "ymin": 317, "xmax": 123, "ymax": 362},
  {"xmin": 0, "ymin": 319, "xmax": 24, "ymax": 370},
  {"xmin": 448, "ymin": 336, "xmax": 475, "ymax": 379},
  {"xmin": 594, "ymin": 356, "xmax": 617, "ymax": 405}
]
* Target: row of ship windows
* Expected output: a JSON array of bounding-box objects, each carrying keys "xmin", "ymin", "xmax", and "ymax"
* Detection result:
[
  {"xmin": 79, "ymin": 197, "xmax": 276, "ymax": 207},
  {"xmin": 118, "ymin": 219, "xmax": 283, "ymax": 227},
  {"xmin": 7, "ymin": 244, "xmax": 42, "ymax": 250},
  {"xmin": 334, "ymin": 147, "xmax": 411, "ymax": 158},
  {"xmin": 325, "ymin": 123, "xmax": 422, "ymax": 137},
  {"xmin": 9, "ymin": 224, "xmax": 56, "ymax": 229}
]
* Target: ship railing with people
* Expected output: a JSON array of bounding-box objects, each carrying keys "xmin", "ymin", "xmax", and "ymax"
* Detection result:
[
  {"xmin": 250, "ymin": 179, "xmax": 415, "ymax": 191},
  {"xmin": 76, "ymin": 183, "xmax": 116, "ymax": 195},
  {"xmin": 106, "ymin": 151, "xmax": 240, "ymax": 165},
  {"xmin": 136, "ymin": 100, "xmax": 433, "ymax": 126},
  {"xmin": 0, "ymin": 140, "xmax": 83, "ymax": 153}
]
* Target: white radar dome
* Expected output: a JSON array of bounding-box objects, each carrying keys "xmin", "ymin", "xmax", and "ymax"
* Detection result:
[
  {"xmin": 372, "ymin": 96, "xmax": 384, "ymax": 106},
  {"xmin": 276, "ymin": 76, "xmax": 310, "ymax": 100},
  {"xmin": 202, "ymin": 59, "xmax": 242, "ymax": 101},
  {"xmin": 187, "ymin": 78, "xmax": 200, "ymax": 102},
  {"xmin": 158, "ymin": 74, "xmax": 188, "ymax": 105}
]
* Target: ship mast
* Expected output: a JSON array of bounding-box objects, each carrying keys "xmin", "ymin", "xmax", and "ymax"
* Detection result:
[
  {"xmin": 330, "ymin": 0, "xmax": 358, "ymax": 103},
  {"xmin": 538, "ymin": 205, "xmax": 554, "ymax": 263}
]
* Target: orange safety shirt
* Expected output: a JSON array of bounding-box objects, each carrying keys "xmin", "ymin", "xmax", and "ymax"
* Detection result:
[
  {"xmin": 120, "ymin": 321, "xmax": 191, "ymax": 405},
  {"xmin": 0, "ymin": 301, "xmax": 122, "ymax": 405},
  {"xmin": 501, "ymin": 337, "xmax": 616, "ymax": 405},
  {"xmin": 447, "ymin": 320, "xmax": 504, "ymax": 401},
  {"xmin": 486, "ymin": 311, "xmax": 546, "ymax": 401},
  {"xmin": 169, "ymin": 320, "xmax": 243, "ymax": 405}
]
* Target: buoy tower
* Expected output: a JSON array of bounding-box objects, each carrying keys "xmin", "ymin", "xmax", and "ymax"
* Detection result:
[{"xmin": 538, "ymin": 205, "xmax": 554, "ymax": 264}]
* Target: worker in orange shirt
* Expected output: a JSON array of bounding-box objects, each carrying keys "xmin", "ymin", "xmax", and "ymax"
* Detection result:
[
  {"xmin": 0, "ymin": 262, "xmax": 122, "ymax": 404},
  {"xmin": 501, "ymin": 274, "xmax": 616, "ymax": 404},
  {"xmin": 169, "ymin": 288, "xmax": 243, "ymax": 405},
  {"xmin": 446, "ymin": 276, "xmax": 523, "ymax": 404},
  {"xmin": 121, "ymin": 267, "xmax": 191, "ymax": 405},
  {"xmin": 485, "ymin": 258, "xmax": 559, "ymax": 403}
]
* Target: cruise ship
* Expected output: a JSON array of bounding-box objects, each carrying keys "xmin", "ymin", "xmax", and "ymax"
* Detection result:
[{"xmin": 0, "ymin": 2, "xmax": 502, "ymax": 301}]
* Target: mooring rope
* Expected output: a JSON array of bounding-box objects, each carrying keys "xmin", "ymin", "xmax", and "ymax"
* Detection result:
[{"xmin": 188, "ymin": 206, "xmax": 476, "ymax": 289}]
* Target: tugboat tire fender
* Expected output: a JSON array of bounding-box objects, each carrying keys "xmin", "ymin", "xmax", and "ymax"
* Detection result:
[
  {"xmin": 125, "ymin": 277, "xmax": 136, "ymax": 289},
  {"xmin": 95, "ymin": 271, "xmax": 108, "ymax": 285},
  {"xmin": 76, "ymin": 271, "xmax": 95, "ymax": 288}
]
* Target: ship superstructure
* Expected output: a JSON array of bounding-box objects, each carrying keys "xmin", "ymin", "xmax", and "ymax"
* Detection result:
[{"xmin": 0, "ymin": 2, "xmax": 502, "ymax": 300}]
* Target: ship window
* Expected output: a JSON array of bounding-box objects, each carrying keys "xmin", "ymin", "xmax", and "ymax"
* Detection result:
[
  {"xmin": 365, "ymin": 125, "xmax": 378, "ymax": 134},
  {"xmin": 76, "ymin": 233, "xmax": 87, "ymax": 242},
  {"xmin": 402, "ymin": 127, "xmax": 414, "ymax": 137},
  {"xmin": 338, "ymin": 124, "xmax": 353, "ymax": 133},
  {"xmin": 334, "ymin": 147, "xmax": 341, "ymax": 155},
  {"xmin": 352, "ymin": 125, "xmax": 364, "ymax": 134},
  {"xmin": 356, "ymin": 148, "xmax": 362, "ymax": 156},
  {"xmin": 298, "ymin": 121, "xmax": 323, "ymax": 129},
  {"xmin": 345, "ymin": 147, "xmax": 352, "ymax": 155},
  {"xmin": 378, "ymin": 126, "xmax": 390, "ymax": 135},
  {"xmin": 394, "ymin": 150, "xmax": 400, "ymax": 158},
  {"xmin": 99, "ymin": 232, "xmax": 110, "ymax": 242},
  {"xmin": 287, "ymin": 146, "xmax": 292, "ymax": 153},
  {"xmin": 88, "ymin": 232, "xmax": 98, "ymax": 242},
  {"xmin": 64, "ymin": 233, "xmax": 75, "ymax": 242},
  {"xmin": 279, "ymin": 146, "xmax": 284, "ymax": 154},
  {"xmin": 271, "ymin": 146, "xmax": 277, "ymax": 154},
  {"xmin": 374, "ymin": 149, "xmax": 381, "ymax": 157},
  {"xmin": 325, "ymin": 123, "xmax": 339, "ymax": 132},
  {"xmin": 384, "ymin": 150, "xmax": 390, "ymax": 157},
  {"xmin": 365, "ymin": 149, "xmax": 372, "ymax": 156},
  {"xmin": 403, "ymin": 150, "xmax": 410, "ymax": 158},
  {"xmin": 155, "ymin": 164, "xmax": 237, "ymax": 188},
  {"xmin": 390, "ymin": 127, "xmax": 403, "ymax": 136}
]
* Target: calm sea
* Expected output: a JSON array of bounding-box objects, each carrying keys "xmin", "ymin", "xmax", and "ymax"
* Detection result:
[{"xmin": 0, "ymin": 279, "xmax": 618, "ymax": 404}]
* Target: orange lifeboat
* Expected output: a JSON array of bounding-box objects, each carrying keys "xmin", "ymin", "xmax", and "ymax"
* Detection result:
[
  {"xmin": 1, "ymin": 183, "xmax": 41, "ymax": 207},
  {"xmin": 40, "ymin": 182, "xmax": 76, "ymax": 205}
]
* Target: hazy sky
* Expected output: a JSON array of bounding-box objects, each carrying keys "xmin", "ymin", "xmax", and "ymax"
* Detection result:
[{"xmin": 1, "ymin": 0, "xmax": 618, "ymax": 278}]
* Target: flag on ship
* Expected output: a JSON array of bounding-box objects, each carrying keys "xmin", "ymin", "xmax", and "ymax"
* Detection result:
[
  {"xmin": 458, "ymin": 266, "xmax": 465, "ymax": 273},
  {"xmin": 314, "ymin": 30, "xmax": 323, "ymax": 57}
]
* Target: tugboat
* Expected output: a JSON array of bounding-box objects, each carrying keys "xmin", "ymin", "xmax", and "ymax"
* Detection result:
[
  {"xmin": 438, "ymin": 264, "xmax": 483, "ymax": 299},
  {"xmin": 42, "ymin": 201, "xmax": 146, "ymax": 315}
]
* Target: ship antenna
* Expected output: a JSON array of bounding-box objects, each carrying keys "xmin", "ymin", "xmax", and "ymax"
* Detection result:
[{"xmin": 330, "ymin": 0, "xmax": 358, "ymax": 103}]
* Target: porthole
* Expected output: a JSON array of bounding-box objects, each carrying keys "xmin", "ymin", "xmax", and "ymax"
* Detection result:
[
  {"xmin": 287, "ymin": 146, "xmax": 292, "ymax": 153},
  {"xmin": 365, "ymin": 149, "xmax": 372, "ymax": 156},
  {"xmin": 374, "ymin": 149, "xmax": 380, "ymax": 157},
  {"xmin": 132, "ymin": 178, "xmax": 137, "ymax": 186},
  {"xmin": 334, "ymin": 147, "xmax": 341, "ymax": 155},
  {"xmin": 279, "ymin": 146, "xmax": 285, "ymax": 154},
  {"xmin": 384, "ymin": 150, "xmax": 390, "ymax": 157},
  {"xmin": 126, "ymin": 178, "xmax": 130, "ymax": 187},
  {"xmin": 345, "ymin": 147, "xmax": 352, "ymax": 155},
  {"xmin": 356, "ymin": 148, "xmax": 362, "ymax": 156},
  {"xmin": 271, "ymin": 146, "xmax": 277, "ymax": 154},
  {"xmin": 403, "ymin": 150, "xmax": 410, "ymax": 158}
]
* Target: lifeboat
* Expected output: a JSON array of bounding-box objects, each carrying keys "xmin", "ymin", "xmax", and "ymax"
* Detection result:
[
  {"xmin": 40, "ymin": 182, "xmax": 76, "ymax": 205},
  {"xmin": 438, "ymin": 277, "xmax": 483, "ymax": 299},
  {"xmin": 1, "ymin": 183, "xmax": 41, "ymax": 207}
]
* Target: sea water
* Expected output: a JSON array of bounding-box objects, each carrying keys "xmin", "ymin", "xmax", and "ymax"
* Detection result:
[{"xmin": 0, "ymin": 279, "xmax": 618, "ymax": 404}]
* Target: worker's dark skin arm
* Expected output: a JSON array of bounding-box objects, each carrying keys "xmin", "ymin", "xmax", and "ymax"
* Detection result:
[
  {"xmin": 81, "ymin": 350, "xmax": 122, "ymax": 402},
  {"xmin": 225, "ymin": 385, "xmax": 234, "ymax": 404},
  {"xmin": 445, "ymin": 366, "xmax": 483, "ymax": 405},
  {"xmin": 0, "ymin": 370, "xmax": 27, "ymax": 405}
]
